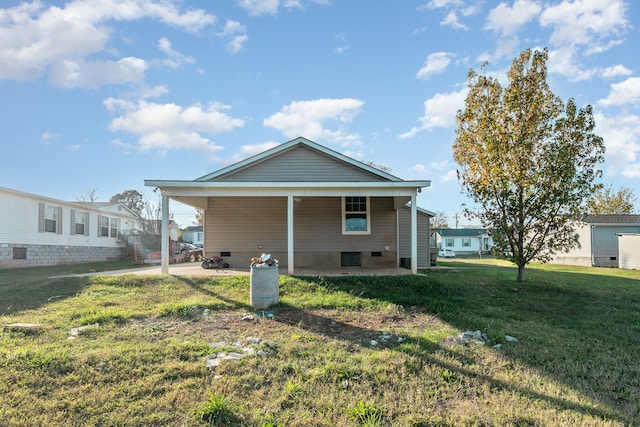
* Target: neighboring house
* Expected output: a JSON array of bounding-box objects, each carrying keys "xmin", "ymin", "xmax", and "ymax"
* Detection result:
[
  {"xmin": 437, "ymin": 228, "xmax": 493, "ymax": 255},
  {"xmin": 550, "ymin": 215, "xmax": 640, "ymax": 268},
  {"xmin": 0, "ymin": 186, "xmax": 143, "ymax": 268},
  {"xmin": 145, "ymin": 137, "xmax": 432, "ymax": 274},
  {"xmin": 618, "ymin": 233, "xmax": 640, "ymax": 270},
  {"xmin": 182, "ymin": 226, "xmax": 204, "ymax": 246}
]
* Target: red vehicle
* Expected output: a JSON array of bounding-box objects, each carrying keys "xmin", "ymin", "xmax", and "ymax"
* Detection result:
[{"xmin": 180, "ymin": 243, "xmax": 204, "ymax": 262}]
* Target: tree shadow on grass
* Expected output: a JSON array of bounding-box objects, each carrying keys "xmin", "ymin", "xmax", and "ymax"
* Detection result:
[
  {"xmin": 0, "ymin": 276, "xmax": 89, "ymax": 315},
  {"xmin": 288, "ymin": 269, "xmax": 638, "ymax": 425}
]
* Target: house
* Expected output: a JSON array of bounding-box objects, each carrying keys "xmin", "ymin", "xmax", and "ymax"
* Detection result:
[
  {"xmin": 550, "ymin": 215, "xmax": 640, "ymax": 268},
  {"xmin": 437, "ymin": 228, "xmax": 493, "ymax": 256},
  {"xmin": 617, "ymin": 233, "xmax": 640, "ymax": 270},
  {"xmin": 182, "ymin": 225, "xmax": 204, "ymax": 247},
  {"xmin": 145, "ymin": 137, "xmax": 432, "ymax": 274},
  {"xmin": 0, "ymin": 186, "xmax": 143, "ymax": 268}
]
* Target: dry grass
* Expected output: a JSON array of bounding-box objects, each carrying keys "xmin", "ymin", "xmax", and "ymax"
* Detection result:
[{"xmin": 1, "ymin": 259, "xmax": 639, "ymax": 426}]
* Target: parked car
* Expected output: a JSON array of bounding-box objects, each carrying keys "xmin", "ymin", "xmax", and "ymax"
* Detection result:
[
  {"xmin": 438, "ymin": 249, "xmax": 456, "ymax": 258},
  {"xmin": 180, "ymin": 243, "xmax": 204, "ymax": 262}
]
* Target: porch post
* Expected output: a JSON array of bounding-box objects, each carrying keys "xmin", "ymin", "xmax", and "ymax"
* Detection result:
[
  {"xmin": 161, "ymin": 194, "xmax": 169, "ymax": 274},
  {"xmin": 287, "ymin": 195, "xmax": 294, "ymax": 275},
  {"xmin": 411, "ymin": 195, "xmax": 417, "ymax": 274}
]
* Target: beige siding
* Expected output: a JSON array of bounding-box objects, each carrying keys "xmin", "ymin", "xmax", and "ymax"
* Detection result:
[
  {"xmin": 398, "ymin": 207, "xmax": 430, "ymax": 268},
  {"xmin": 212, "ymin": 146, "xmax": 383, "ymax": 182},
  {"xmin": 204, "ymin": 196, "xmax": 398, "ymax": 268}
]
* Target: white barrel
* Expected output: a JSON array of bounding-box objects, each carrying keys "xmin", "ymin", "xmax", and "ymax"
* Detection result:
[{"xmin": 250, "ymin": 266, "xmax": 279, "ymax": 309}]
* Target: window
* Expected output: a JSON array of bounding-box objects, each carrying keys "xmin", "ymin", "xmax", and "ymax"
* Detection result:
[
  {"xmin": 462, "ymin": 238, "xmax": 471, "ymax": 247},
  {"xmin": 342, "ymin": 196, "xmax": 370, "ymax": 234},
  {"xmin": 100, "ymin": 215, "xmax": 109, "ymax": 237},
  {"xmin": 13, "ymin": 247, "xmax": 27, "ymax": 260},
  {"xmin": 445, "ymin": 238, "xmax": 454, "ymax": 247},
  {"xmin": 99, "ymin": 215, "xmax": 119, "ymax": 238},
  {"xmin": 71, "ymin": 210, "xmax": 89, "ymax": 236},
  {"xmin": 38, "ymin": 203, "xmax": 62, "ymax": 234}
]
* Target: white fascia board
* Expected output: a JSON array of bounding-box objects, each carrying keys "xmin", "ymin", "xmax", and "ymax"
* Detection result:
[
  {"xmin": 145, "ymin": 180, "xmax": 430, "ymax": 198},
  {"xmin": 145, "ymin": 180, "xmax": 430, "ymax": 188}
]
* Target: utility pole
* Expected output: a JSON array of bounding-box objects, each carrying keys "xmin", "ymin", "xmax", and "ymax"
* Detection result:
[{"xmin": 453, "ymin": 213, "xmax": 460, "ymax": 229}]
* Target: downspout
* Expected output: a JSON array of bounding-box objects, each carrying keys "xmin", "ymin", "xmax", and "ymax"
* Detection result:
[
  {"xmin": 396, "ymin": 209, "xmax": 400, "ymax": 268},
  {"xmin": 287, "ymin": 195, "xmax": 294, "ymax": 275},
  {"xmin": 411, "ymin": 195, "xmax": 417, "ymax": 274}
]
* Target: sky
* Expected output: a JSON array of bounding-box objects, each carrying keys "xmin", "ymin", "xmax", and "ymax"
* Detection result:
[{"xmin": 1, "ymin": 0, "xmax": 639, "ymax": 228}]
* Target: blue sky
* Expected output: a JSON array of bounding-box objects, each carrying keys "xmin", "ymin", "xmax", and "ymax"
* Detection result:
[{"xmin": 1, "ymin": 0, "xmax": 639, "ymax": 228}]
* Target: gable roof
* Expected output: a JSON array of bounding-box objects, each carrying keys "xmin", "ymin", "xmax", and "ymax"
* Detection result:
[
  {"xmin": 145, "ymin": 137, "xmax": 430, "ymax": 209},
  {"xmin": 196, "ymin": 137, "xmax": 401, "ymax": 182},
  {"xmin": 0, "ymin": 186, "xmax": 139, "ymax": 218},
  {"xmin": 582, "ymin": 214, "xmax": 640, "ymax": 225}
]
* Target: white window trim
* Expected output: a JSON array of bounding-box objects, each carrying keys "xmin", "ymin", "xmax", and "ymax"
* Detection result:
[{"xmin": 341, "ymin": 196, "xmax": 371, "ymax": 235}]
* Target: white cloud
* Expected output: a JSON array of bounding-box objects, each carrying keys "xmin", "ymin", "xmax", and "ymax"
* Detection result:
[
  {"xmin": 547, "ymin": 47, "xmax": 598, "ymax": 82},
  {"xmin": 399, "ymin": 88, "xmax": 467, "ymax": 139},
  {"xmin": 441, "ymin": 10, "xmax": 469, "ymax": 30},
  {"xmin": 485, "ymin": 0, "xmax": 541, "ymax": 36},
  {"xmin": 104, "ymin": 98, "xmax": 245, "ymax": 154},
  {"xmin": 594, "ymin": 112, "xmax": 640, "ymax": 178},
  {"xmin": 539, "ymin": 0, "xmax": 628, "ymax": 51},
  {"xmin": 158, "ymin": 37, "xmax": 195, "ymax": 69},
  {"xmin": 236, "ymin": 0, "xmax": 279, "ymax": 16},
  {"xmin": 41, "ymin": 131, "xmax": 60, "ymax": 144},
  {"xmin": 0, "ymin": 0, "xmax": 215, "ymax": 86},
  {"xmin": 441, "ymin": 169, "xmax": 458, "ymax": 182},
  {"xmin": 48, "ymin": 57, "xmax": 148, "ymax": 88},
  {"xmin": 263, "ymin": 98, "xmax": 365, "ymax": 146},
  {"xmin": 412, "ymin": 164, "xmax": 427, "ymax": 175},
  {"xmin": 218, "ymin": 20, "xmax": 248, "ymax": 53},
  {"xmin": 601, "ymin": 64, "xmax": 632, "ymax": 79},
  {"xmin": 597, "ymin": 77, "xmax": 640, "ymax": 107},
  {"xmin": 416, "ymin": 52, "xmax": 454, "ymax": 79}
]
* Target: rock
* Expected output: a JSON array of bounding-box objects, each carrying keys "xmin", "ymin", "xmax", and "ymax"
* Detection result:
[
  {"xmin": 370, "ymin": 340, "xmax": 378, "ymax": 347},
  {"xmin": 505, "ymin": 335, "xmax": 519, "ymax": 342},
  {"xmin": 222, "ymin": 352, "xmax": 244, "ymax": 360},
  {"xmin": 210, "ymin": 341, "xmax": 226, "ymax": 348},
  {"xmin": 241, "ymin": 314, "xmax": 255, "ymax": 321},
  {"xmin": 493, "ymin": 344, "xmax": 503, "ymax": 349},
  {"xmin": 205, "ymin": 358, "xmax": 220, "ymax": 368},
  {"xmin": 69, "ymin": 323, "xmax": 99, "ymax": 337}
]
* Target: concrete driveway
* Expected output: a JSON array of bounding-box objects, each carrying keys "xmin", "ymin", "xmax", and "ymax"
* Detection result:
[{"xmin": 73, "ymin": 263, "xmax": 414, "ymax": 277}]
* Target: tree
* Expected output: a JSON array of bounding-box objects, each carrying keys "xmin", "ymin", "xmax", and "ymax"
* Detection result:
[
  {"xmin": 586, "ymin": 186, "xmax": 637, "ymax": 215},
  {"xmin": 110, "ymin": 189, "xmax": 145, "ymax": 217},
  {"xmin": 429, "ymin": 211, "xmax": 449, "ymax": 229},
  {"xmin": 453, "ymin": 48, "xmax": 605, "ymax": 282},
  {"xmin": 76, "ymin": 188, "xmax": 99, "ymax": 203}
]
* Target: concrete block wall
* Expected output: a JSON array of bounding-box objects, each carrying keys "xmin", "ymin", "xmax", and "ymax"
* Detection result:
[{"xmin": 0, "ymin": 244, "xmax": 126, "ymax": 269}]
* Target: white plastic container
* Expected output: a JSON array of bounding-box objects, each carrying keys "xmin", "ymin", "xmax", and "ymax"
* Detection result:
[{"xmin": 250, "ymin": 265, "xmax": 279, "ymax": 309}]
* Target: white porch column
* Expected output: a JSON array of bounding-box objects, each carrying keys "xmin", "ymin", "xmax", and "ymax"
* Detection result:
[
  {"xmin": 411, "ymin": 195, "xmax": 417, "ymax": 274},
  {"xmin": 161, "ymin": 195, "xmax": 169, "ymax": 274},
  {"xmin": 287, "ymin": 195, "xmax": 294, "ymax": 275}
]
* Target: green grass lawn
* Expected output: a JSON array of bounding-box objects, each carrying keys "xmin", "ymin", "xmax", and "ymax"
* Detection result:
[{"xmin": 1, "ymin": 259, "xmax": 639, "ymax": 426}]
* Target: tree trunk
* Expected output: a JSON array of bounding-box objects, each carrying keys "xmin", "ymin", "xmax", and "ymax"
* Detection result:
[{"xmin": 517, "ymin": 264, "xmax": 525, "ymax": 282}]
